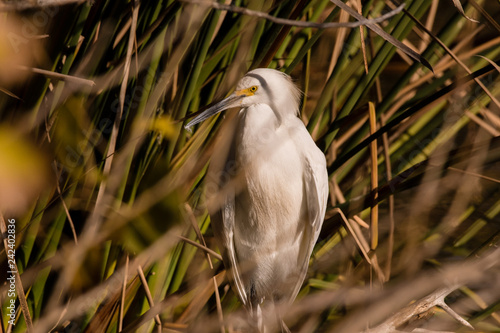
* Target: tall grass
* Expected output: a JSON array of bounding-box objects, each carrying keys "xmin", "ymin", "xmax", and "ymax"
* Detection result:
[{"xmin": 0, "ymin": 0, "xmax": 499, "ymax": 332}]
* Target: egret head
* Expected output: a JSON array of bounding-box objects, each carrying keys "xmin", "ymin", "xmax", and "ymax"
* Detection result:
[{"xmin": 185, "ymin": 68, "xmax": 301, "ymax": 129}]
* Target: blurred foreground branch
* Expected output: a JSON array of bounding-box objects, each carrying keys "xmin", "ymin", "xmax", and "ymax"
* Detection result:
[
  {"xmin": 0, "ymin": 0, "xmax": 86, "ymax": 11},
  {"xmin": 365, "ymin": 248, "xmax": 500, "ymax": 332},
  {"xmin": 365, "ymin": 286, "xmax": 472, "ymax": 332}
]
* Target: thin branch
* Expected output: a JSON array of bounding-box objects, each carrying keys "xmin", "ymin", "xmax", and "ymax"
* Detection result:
[
  {"xmin": 183, "ymin": 0, "xmax": 406, "ymax": 29},
  {"xmin": 465, "ymin": 110, "xmax": 500, "ymax": 137},
  {"xmin": 137, "ymin": 266, "xmax": 162, "ymax": 328},
  {"xmin": 355, "ymin": 0, "xmax": 369, "ymax": 74},
  {"xmin": 445, "ymin": 166, "xmax": 500, "ymax": 185},
  {"xmin": 0, "ymin": 0, "xmax": 86, "ymax": 11},
  {"xmin": 53, "ymin": 162, "xmax": 78, "ymax": 244},
  {"xmin": 16, "ymin": 66, "xmax": 95, "ymax": 87},
  {"xmin": 380, "ymin": 115, "xmax": 394, "ymax": 281},
  {"xmin": 0, "ymin": 86, "xmax": 21, "ymax": 100},
  {"xmin": 177, "ymin": 235, "xmax": 223, "ymax": 261},
  {"xmin": 353, "ymin": 215, "xmax": 369, "ymax": 229},
  {"xmin": 368, "ymin": 102, "xmax": 379, "ymax": 250},
  {"xmin": 333, "ymin": 208, "xmax": 371, "ymax": 264},
  {"xmin": 365, "ymin": 286, "xmax": 471, "ymax": 332},
  {"xmin": 118, "ymin": 255, "xmax": 129, "ymax": 332},
  {"xmin": 418, "ymin": 0, "xmax": 438, "ymax": 52},
  {"xmin": 184, "ymin": 204, "xmax": 215, "ymax": 269},
  {"xmin": 48, "ymin": 300, "xmax": 69, "ymax": 332},
  {"xmin": 450, "ymin": 0, "xmax": 479, "ymax": 23},
  {"xmin": 176, "ymin": 271, "xmax": 226, "ymax": 324},
  {"xmin": 437, "ymin": 301, "xmax": 474, "ymax": 329},
  {"xmin": 327, "ymin": 8, "xmax": 350, "ymax": 79}
]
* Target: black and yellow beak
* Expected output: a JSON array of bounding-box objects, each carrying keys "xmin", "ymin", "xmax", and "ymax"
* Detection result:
[
  {"xmin": 184, "ymin": 93, "xmax": 243, "ymax": 130},
  {"xmin": 184, "ymin": 86, "xmax": 258, "ymax": 130}
]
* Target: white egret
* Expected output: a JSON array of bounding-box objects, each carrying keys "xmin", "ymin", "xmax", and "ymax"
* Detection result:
[{"xmin": 186, "ymin": 68, "xmax": 328, "ymax": 332}]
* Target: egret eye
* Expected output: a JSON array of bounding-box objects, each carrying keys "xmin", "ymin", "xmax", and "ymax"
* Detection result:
[{"xmin": 249, "ymin": 85, "xmax": 258, "ymax": 93}]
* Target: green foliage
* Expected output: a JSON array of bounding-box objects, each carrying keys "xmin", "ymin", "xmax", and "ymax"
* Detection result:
[{"xmin": 0, "ymin": 0, "xmax": 499, "ymax": 332}]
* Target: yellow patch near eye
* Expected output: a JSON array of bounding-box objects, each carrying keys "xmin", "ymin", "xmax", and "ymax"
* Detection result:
[{"xmin": 235, "ymin": 86, "xmax": 258, "ymax": 96}]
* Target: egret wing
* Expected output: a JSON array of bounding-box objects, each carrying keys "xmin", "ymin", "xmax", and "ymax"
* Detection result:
[
  {"xmin": 288, "ymin": 126, "xmax": 329, "ymax": 303},
  {"xmin": 304, "ymin": 151, "xmax": 329, "ymax": 255}
]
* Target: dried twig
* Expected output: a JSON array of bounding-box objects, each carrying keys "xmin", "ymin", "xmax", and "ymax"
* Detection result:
[
  {"xmin": 368, "ymin": 102, "xmax": 379, "ymax": 250},
  {"xmin": 16, "ymin": 66, "xmax": 95, "ymax": 87},
  {"xmin": 177, "ymin": 235, "xmax": 223, "ymax": 261},
  {"xmin": 362, "ymin": 249, "xmax": 500, "ymax": 333},
  {"xmin": 380, "ymin": 116, "xmax": 394, "ymax": 281},
  {"xmin": 365, "ymin": 285, "xmax": 473, "ymax": 332},
  {"xmin": 183, "ymin": 0, "xmax": 406, "ymax": 29},
  {"xmin": 0, "ymin": 0, "xmax": 86, "ymax": 11},
  {"xmin": 355, "ymin": 0, "xmax": 369, "ymax": 74},
  {"xmin": 52, "ymin": 162, "xmax": 78, "ymax": 244},
  {"xmin": 450, "ymin": 0, "xmax": 479, "ymax": 23},
  {"xmin": 332, "ymin": 208, "xmax": 385, "ymax": 282},
  {"xmin": 118, "ymin": 255, "xmax": 129, "ymax": 332},
  {"xmin": 137, "ymin": 266, "xmax": 162, "ymax": 330}
]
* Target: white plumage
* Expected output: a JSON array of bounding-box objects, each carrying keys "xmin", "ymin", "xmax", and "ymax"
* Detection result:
[{"xmin": 186, "ymin": 68, "xmax": 329, "ymax": 332}]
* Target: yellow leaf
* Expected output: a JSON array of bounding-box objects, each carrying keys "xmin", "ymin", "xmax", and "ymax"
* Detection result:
[
  {"xmin": 150, "ymin": 115, "xmax": 176, "ymax": 139},
  {"xmin": 0, "ymin": 128, "xmax": 49, "ymax": 215}
]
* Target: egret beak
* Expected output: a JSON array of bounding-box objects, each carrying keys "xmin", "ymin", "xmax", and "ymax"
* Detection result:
[{"xmin": 185, "ymin": 93, "xmax": 244, "ymax": 130}]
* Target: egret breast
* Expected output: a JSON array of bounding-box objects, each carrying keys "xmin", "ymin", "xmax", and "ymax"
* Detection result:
[{"xmin": 233, "ymin": 104, "xmax": 307, "ymax": 301}]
